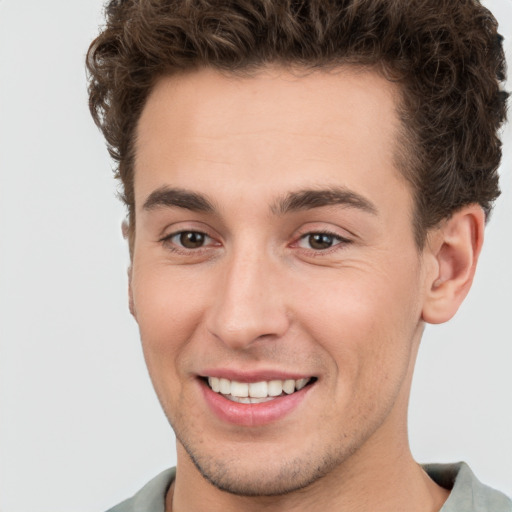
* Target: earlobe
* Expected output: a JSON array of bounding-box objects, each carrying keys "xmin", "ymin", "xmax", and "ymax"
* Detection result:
[
  {"xmin": 121, "ymin": 219, "xmax": 130, "ymax": 240},
  {"xmin": 421, "ymin": 204, "xmax": 485, "ymax": 324}
]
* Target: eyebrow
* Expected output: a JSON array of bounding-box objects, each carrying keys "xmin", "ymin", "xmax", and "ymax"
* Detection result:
[
  {"xmin": 143, "ymin": 187, "xmax": 215, "ymax": 212},
  {"xmin": 272, "ymin": 187, "xmax": 378, "ymax": 216},
  {"xmin": 142, "ymin": 185, "xmax": 377, "ymax": 216}
]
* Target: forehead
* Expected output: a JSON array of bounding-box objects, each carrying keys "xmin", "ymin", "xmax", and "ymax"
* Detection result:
[
  {"xmin": 140, "ymin": 65, "xmax": 398, "ymax": 127},
  {"xmin": 134, "ymin": 66, "xmax": 409, "ymax": 219}
]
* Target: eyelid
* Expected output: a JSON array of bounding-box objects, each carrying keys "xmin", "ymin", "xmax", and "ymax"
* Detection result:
[
  {"xmin": 158, "ymin": 223, "xmax": 222, "ymax": 253},
  {"xmin": 293, "ymin": 223, "xmax": 352, "ymax": 241},
  {"xmin": 290, "ymin": 226, "xmax": 353, "ymax": 254},
  {"xmin": 297, "ymin": 232, "xmax": 347, "ymax": 246},
  {"xmin": 164, "ymin": 230, "xmax": 213, "ymax": 246},
  {"xmin": 158, "ymin": 219, "xmax": 217, "ymax": 240}
]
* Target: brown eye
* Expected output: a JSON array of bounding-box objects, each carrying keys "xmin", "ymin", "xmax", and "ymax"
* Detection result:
[
  {"xmin": 307, "ymin": 233, "xmax": 336, "ymax": 250},
  {"xmin": 179, "ymin": 231, "xmax": 206, "ymax": 249}
]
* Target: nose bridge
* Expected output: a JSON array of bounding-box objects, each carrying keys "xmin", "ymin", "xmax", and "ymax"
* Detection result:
[{"xmin": 207, "ymin": 242, "xmax": 289, "ymax": 349}]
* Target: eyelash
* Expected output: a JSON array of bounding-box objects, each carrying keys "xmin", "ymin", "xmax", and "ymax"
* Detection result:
[
  {"xmin": 294, "ymin": 230, "xmax": 352, "ymax": 253},
  {"xmin": 159, "ymin": 229, "xmax": 352, "ymax": 255},
  {"xmin": 159, "ymin": 230, "xmax": 217, "ymax": 254}
]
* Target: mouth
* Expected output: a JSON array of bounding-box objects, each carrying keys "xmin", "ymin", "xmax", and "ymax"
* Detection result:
[{"xmin": 204, "ymin": 376, "xmax": 317, "ymax": 404}]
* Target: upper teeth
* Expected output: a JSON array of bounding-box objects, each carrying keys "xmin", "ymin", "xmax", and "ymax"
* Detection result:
[{"xmin": 207, "ymin": 377, "xmax": 311, "ymax": 398}]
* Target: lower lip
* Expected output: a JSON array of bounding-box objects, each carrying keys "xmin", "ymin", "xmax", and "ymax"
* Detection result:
[{"xmin": 200, "ymin": 380, "xmax": 313, "ymax": 427}]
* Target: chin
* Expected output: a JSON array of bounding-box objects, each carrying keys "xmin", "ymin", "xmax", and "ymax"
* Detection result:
[
  {"xmin": 179, "ymin": 433, "xmax": 348, "ymax": 497},
  {"xmin": 191, "ymin": 454, "xmax": 328, "ymax": 496}
]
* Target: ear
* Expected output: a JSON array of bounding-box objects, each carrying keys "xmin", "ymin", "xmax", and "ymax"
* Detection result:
[
  {"xmin": 122, "ymin": 220, "xmax": 137, "ymax": 318},
  {"xmin": 128, "ymin": 265, "xmax": 136, "ymax": 318},
  {"xmin": 121, "ymin": 218, "xmax": 130, "ymax": 240},
  {"xmin": 422, "ymin": 204, "xmax": 485, "ymax": 324}
]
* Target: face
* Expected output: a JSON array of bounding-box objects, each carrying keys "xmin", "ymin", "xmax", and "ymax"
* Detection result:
[{"xmin": 131, "ymin": 67, "xmax": 431, "ymax": 496}]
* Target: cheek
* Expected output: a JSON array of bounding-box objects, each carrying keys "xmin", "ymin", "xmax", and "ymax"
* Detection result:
[
  {"xmin": 131, "ymin": 266, "xmax": 210, "ymax": 363},
  {"xmin": 293, "ymin": 258, "xmax": 423, "ymax": 376},
  {"xmin": 130, "ymin": 267, "xmax": 213, "ymax": 416}
]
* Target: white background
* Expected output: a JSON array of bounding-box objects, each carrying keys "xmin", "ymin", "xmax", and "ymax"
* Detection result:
[{"xmin": 0, "ymin": 1, "xmax": 510, "ymax": 510}]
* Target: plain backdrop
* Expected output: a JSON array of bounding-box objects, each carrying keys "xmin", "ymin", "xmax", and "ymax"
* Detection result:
[{"xmin": 0, "ymin": 1, "xmax": 511, "ymax": 510}]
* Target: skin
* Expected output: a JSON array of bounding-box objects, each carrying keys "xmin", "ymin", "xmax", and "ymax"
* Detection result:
[{"xmin": 129, "ymin": 66, "xmax": 483, "ymax": 511}]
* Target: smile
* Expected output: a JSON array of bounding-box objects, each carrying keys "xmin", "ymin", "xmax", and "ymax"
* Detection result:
[{"xmin": 206, "ymin": 377, "xmax": 314, "ymax": 404}]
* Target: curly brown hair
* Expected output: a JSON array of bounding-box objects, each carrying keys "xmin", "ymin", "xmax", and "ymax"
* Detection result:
[{"xmin": 87, "ymin": 0, "xmax": 508, "ymax": 248}]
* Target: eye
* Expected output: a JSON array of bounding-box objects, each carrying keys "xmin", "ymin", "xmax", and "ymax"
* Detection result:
[
  {"xmin": 164, "ymin": 230, "xmax": 213, "ymax": 249},
  {"xmin": 297, "ymin": 232, "xmax": 348, "ymax": 250}
]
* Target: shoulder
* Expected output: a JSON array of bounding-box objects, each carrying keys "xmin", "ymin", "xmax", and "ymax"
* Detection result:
[
  {"xmin": 106, "ymin": 468, "xmax": 176, "ymax": 512},
  {"xmin": 423, "ymin": 462, "xmax": 512, "ymax": 512}
]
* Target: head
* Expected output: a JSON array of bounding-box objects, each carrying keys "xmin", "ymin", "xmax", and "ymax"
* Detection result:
[{"xmin": 87, "ymin": 0, "xmax": 508, "ymax": 502}]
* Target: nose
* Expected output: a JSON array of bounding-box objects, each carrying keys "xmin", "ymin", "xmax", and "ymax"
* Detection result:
[{"xmin": 206, "ymin": 249, "xmax": 290, "ymax": 350}]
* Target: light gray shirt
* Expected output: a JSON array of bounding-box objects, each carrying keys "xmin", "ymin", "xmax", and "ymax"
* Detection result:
[{"xmin": 106, "ymin": 462, "xmax": 512, "ymax": 512}]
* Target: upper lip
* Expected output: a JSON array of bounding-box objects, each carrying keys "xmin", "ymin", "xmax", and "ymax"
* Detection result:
[{"xmin": 199, "ymin": 369, "xmax": 314, "ymax": 383}]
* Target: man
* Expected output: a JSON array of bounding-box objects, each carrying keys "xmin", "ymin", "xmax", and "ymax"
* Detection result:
[{"xmin": 87, "ymin": 0, "xmax": 511, "ymax": 511}]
